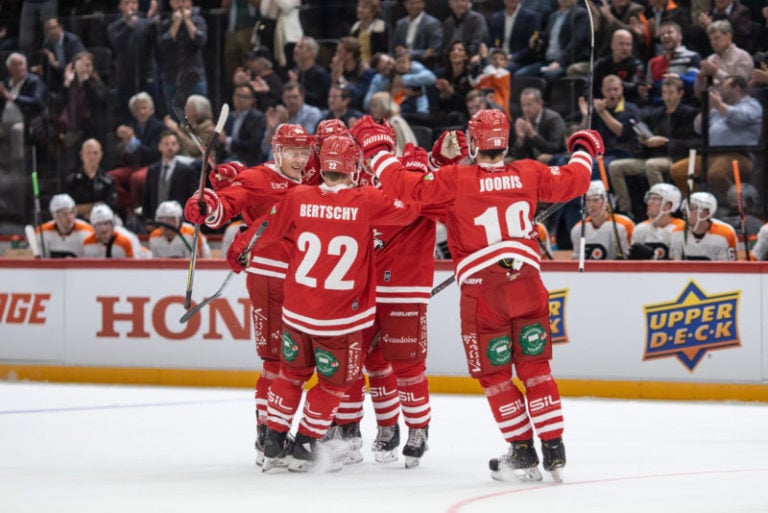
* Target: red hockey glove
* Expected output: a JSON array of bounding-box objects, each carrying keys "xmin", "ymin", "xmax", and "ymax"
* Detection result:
[
  {"xmin": 430, "ymin": 129, "xmax": 468, "ymax": 168},
  {"xmin": 566, "ymin": 129, "xmax": 604, "ymax": 158},
  {"xmin": 209, "ymin": 161, "xmax": 246, "ymax": 191},
  {"xmin": 225, "ymin": 224, "xmax": 255, "ymax": 273},
  {"xmin": 399, "ymin": 142, "xmax": 429, "ymax": 173},
  {"xmin": 350, "ymin": 115, "xmax": 396, "ymax": 158},
  {"xmin": 184, "ymin": 188, "xmax": 220, "ymax": 225}
]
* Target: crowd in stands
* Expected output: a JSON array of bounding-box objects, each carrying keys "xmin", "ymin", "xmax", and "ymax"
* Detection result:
[{"xmin": 2, "ymin": 0, "xmax": 767, "ymax": 259}]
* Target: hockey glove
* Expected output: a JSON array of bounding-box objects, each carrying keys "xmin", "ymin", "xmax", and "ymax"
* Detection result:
[
  {"xmin": 399, "ymin": 142, "xmax": 429, "ymax": 173},
  {"xmin": 225, "ymin": 223, "xmax": 257, "ymax": 273},
  {"xmin": 628, "ymin": 242, "xmax": 655, "ymax": 260},
  {"xmin": 184, "ymin": 188, "xmax": 220, "ymax": 225},
  {"xmin": 566, "ymin": 129, "xmax": 604, "ymax": 158},
  {"xmin": 209, "ymin": 161, "xmax": 246, "ymax": 191},
  {"xmin": 350, "ymin": 115, "xmax": 396, "ymax": 158},
  {"xmin": 430, "ymin": 129, "xmax": 468, "ymax": 168}
]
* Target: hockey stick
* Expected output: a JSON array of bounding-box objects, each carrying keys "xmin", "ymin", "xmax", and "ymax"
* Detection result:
[
  {"xmin": 732, "ymin": 159, "xmax": 750, "ymax": 261},
  {"xmin": 598, "ymin": 155, "xmax": 625, "ymax": 259},
  {"xmin": 184, "ymin": 103, "xmax": 230, "ymax": 310},
  {"xmin": 30, "ymin": 148, "xmax": 46, "ymax": 257},
  {"xmin": 179, "ymin": 220, "xmax": 269, "ymax": 323},
  {"xmin": 24, "ymin": 224, "xmax": 40, "ymax": 257},
  {"xmin": 578, "ymin": 0, "xmax": 597, "ymax": 272},
  {"xmin": 682, "ymin": 148, "xmax": 696, "ymax": 259},
  {"xmin": 431, "ymin": 274, "xmax": 455, "ymax": 297}
]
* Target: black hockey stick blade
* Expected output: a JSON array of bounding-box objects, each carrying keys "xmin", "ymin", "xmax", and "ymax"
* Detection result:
[
  {"xmin": 180, "ymin": 271, "xmax": 235, "ymax": 323},
  {"xmin": 431, "ymin": 274, "xmax": 456, "ymax": 297},
  {"xmin": 173, "ymin": 71, "xmax": 200, "ymax": 114}
]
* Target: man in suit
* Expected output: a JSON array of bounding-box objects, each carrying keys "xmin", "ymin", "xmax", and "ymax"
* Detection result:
[
  {"xmin": 221, "ymin": 83, "xmax": 266, "ymax": 166},
  {"xmin": 442, "ymin": 0, "xmax": 489, "ymax": 57},
  {"xmin": 514, "ymin": 0, "xmax": 590, "ymax": 83},
  {"xmin": 0, "ymin": 52, "xmax": 49, "ymax": 162},
  {"xmin": 392, "ymin": 0, "xmax": 444, "ymax": 68},
  {"xmin": 40, "ymin": 17, "xmax": 86, "ymax": 94},
  {"xmin": 488, "ymin": 0, "xmax": 541, "ymax": 74},
  {"xmin": 511, "ymin": 87, "xmax": 566, "ymax": 162},
  {"xmin": 142, "ymin": 130, "xmax": 197, "ymax": 223}
]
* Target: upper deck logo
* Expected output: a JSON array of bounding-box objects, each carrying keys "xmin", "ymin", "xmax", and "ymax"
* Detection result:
[
  {"xmin": 642, "ymin": 280, "xmax": 740, "ymax": 371},
  {"xmin": 548, "ymin": 288, "xmax": 568, "ymax": 344}
]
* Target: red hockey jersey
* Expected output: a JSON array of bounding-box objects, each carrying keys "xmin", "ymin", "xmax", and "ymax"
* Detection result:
[
  {"xmin": 254, "ymin": 184, "xmax": 420, "ymax": 336},
  {"xmin": 372, "ymin": 152, "xmax": 592, "ymax": 285}
]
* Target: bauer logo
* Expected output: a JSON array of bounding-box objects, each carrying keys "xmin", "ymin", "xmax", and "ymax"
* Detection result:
[
  {"xmin": 548, "ymin": 288, "xmax": 568, "ymax": 344},
  {"xmin": 642, "ymin": 280, "xmax": 741, "ymax": 371}
]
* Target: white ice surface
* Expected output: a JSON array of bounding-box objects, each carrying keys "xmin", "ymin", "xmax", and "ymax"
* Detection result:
[{"xmin": 1, "ymin": 382, "xmax": 767, "ymax": 513}]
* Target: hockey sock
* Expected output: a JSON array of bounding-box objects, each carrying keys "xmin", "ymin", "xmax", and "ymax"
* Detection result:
[
  {"xmin": 391, "ymin": 360, "xmax": 430, "ymax": 429},
  {"xmin": 334, "ymin": 375, "xmax": 365, "ymax": 426},
  {"xmin": 266, "ymin": 368, "xmax": 310, "ymax": 433},
  {"xmin": 522, "ymin": 373, "xmax": 564, "ymax": 441},
  {"xmin": 298, "ymin": 384, "xmax": 347, "ymax": 439},
  {"xmin": 366, "ymin": 347, "xmax": 399, "ymax": 427},
  {"xmin": 480, "ymin": 374, "xmax": 534, "ymax": 443},
  {"xmin": 256, "ymin": 359, "xmax": 280, "ymax": 426}
]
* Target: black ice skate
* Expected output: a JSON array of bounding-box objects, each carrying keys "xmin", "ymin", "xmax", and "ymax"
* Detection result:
[
  {"xmin": 489, "ymin": 439, "xmax": 543, "ymax": 482},
  {"xmin": 541, "ymin": 437, "xmax": 566, "ymax": 483},
  {"xmin": 262, "ymin": 428, "xmax": 293, "ymax": 472},
  {"xmin": 255, "ymin": 423, "xmax": 267, "ymax": 467},
  {"xmin": 371, "ymin": 423, "xmax": 400, "ymax": 463},
  {"xmin": 289, "ymin": 433, "xmax": 343, "ymax": 473},
  {"xmin": 402, "ymin": 426, "xmax": 429, "ymax": 469}
]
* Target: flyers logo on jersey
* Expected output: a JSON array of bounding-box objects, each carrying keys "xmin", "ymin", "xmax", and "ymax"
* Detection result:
[
  {"xmin": 642, "ymin": 280, "xmax": 741, "ymax": 371},
  {"xmin": 548, "ymin": 288, "xmax": 569, "ymax": 344}
]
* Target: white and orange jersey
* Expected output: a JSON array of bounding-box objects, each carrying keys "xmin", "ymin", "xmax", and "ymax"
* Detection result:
[
  {"xmin": 670, "ymin": 218, "xmax": 738, "ymax": 261},
  {"xmin": 36, "ymin": 219, "xmax": 94, "ymax": 258},
  {"xmin": 82, "ymin": 227, "xmax": 142, "ymax": 258},
  {"xmin": 631, "ymin": 217, "xmax": 685, "ymax": 260},
  {"xmin": 571, "ymin": 214, "xmax": 634, "ymax": 260},
  {"xmin": 148, "ymin": 223, "xmax": 211, "ymax": 258},
  {"xmin": 751, "ymin": 222, "xmax": 768, "ymax": 261},
  {"xmin": 254, "ymin": 183, "xmax": 420, "ymax": 337},
  {"xmin": 534, "ymin": 222, "xmax": 553, "ymax": 259},
  {"xmin": 372, "ymin": 151, "xmax": 592, "ymax": 286}
]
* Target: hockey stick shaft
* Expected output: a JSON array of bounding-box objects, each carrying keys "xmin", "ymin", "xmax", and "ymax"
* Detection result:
[
  {"xmin": 184, "ymin": 103, "xmax": 230, "ymax": 310},
  {"xmin": 732, "ymin": 159, "xmax": 750, "ymax": 261},
  {"xmin": 598, "ymin": 155, "xmax": 625, "ymax": 259},
  {"xmin": 179, "ymin": 220, "xmax": 269, "ymax": 323},
  {"xmin": 431, "ymin": 274, "xmax": 455, "ymax": 297},
  {"xmin": 682, "ymin": 149, "xmax": 696, "ymax": 259},
  {"xmin": 30, "ymin": 147, "xmax": 46, "ymax": 257},
  {"xmin": 579, "ymin": 0, "xmax": 596, "ymax": 272}
]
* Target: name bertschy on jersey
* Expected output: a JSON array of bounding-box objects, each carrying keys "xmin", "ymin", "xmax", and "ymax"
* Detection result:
[
  {"xmin": 479, "ymin": 175, "xmax": 522, "ymax": 193},
  {"xmin": 300, "ymin": 204, "xmax": 359, "ymax": 220}
]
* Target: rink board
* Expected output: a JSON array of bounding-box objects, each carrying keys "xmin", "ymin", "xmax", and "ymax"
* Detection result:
[{"xmin": 1, "ymin": 259, "xmax": 767, "ymax": 400}]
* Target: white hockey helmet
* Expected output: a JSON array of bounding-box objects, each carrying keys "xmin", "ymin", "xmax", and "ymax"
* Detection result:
[
  {"xmin": 685, "ymin": 192, "xmax": 717, "ymax": 220},
  {"xmin": 586, "ymin": 180, "xmax": 607, "ymax": 199},
  {"xmin": 155, "ymin": 200, "xmax": 183, "ymax": 221},
  {"xmin": 89, "ymin": 204, "xmax": 115, "ymax": 225},
  {"xmin": 644, "ymin": 183, "xmax": 681, "ymax": 214},
  {"xmin": 49, "ymin": 193, "xmax": 76, "ymax": 215}
]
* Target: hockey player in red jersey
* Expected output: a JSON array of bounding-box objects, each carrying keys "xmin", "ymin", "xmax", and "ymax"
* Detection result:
[
  {"xmin": 184, "ymin": 124, "xmax": 313, "ymax": 466},
  {"xmin": 249, "ymin": 135, "xmax": 420, "ymax": 473},
  {"xmin": 359, "ymin": 109, "xmax": 603, "ymax": 483}
]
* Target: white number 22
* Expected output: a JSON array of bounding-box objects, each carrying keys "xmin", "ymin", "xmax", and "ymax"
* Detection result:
[{"xmin": 295, "ymin": 232, "xmax": 358, "ymax": 290}]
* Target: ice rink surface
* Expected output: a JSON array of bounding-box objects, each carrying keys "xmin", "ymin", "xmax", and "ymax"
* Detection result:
[{"xmin": 2, "ymin": 382, "xmax": 767, "ymax": 513}]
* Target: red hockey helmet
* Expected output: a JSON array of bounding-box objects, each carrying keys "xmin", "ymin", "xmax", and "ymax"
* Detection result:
[
  {"xmin": 467, "ymin": 109, "xmax": 509, "ymax": 153},
  {"xmin": 315, "ymin": 119, "xmax": 350, "ymax": 148},
  {"xmin": 272, "ymin": 123, "xmax": 313, "ymax": 152},
  {"xmin": 320, "ymin": 135, "xmax": 362, "ymax": 181}
]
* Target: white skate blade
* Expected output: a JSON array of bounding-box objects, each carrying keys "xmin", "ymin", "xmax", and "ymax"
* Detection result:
[
  {"xmin": 491, "ymin": 466, "xmax": 543, "ymax": 483},
  {"xmin": 547, "ymin": 467, "xmax": 564, "ymax": 483},
  {"xmin": 404, "ymin": 456, "xmax": 421, "ymax": 469},
  {"xmin": 373, "ymin": 450, "xmax": 398, "ymax": 463},
  {"xmin": 262, "ymin": 456, "xmax": 290, "ymax": 472},
  {"xmin": 255, "ymin": 449, "xmax": 265, "ymax": 467}
]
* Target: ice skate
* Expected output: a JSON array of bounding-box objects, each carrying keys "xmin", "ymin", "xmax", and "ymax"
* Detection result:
[
  {"xmin": 371, "ymin": 423, "xmax": 400, "ymax": 463},
  {"xmin": 262, "ymin": 428, "xmax": 293, "ymax": 472},
  {"xmin": 541, "ymin": 437, "xmax": 566, "ymax": 483},
  {"xmin": 289, "ymin": 433, "xmax": 343, "ymax": 473},
  {"xmin": 254, "ymin": 424, "xmax": 267, "ymax": 467},
  {"xmin": 489, "ymin": 439, "xmax": 543, "ymax": 482},
  {"xmin": 402, "ymin": 426, "xmax": 428, "ymax": 469},
  {"xmin": 338, "ymin": 422, "xmax": 364, "ymax": 465}
]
